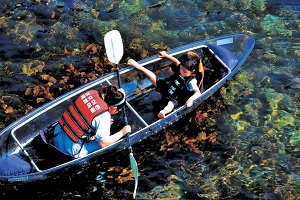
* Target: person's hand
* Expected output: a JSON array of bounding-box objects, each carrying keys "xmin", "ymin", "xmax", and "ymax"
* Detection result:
[
  {"xmin": 186, "ymin": 99, "xmax": 194, "ymax": 108},
  {"xmin": 128, "ymin": 59, "xmax": 142, "ymax": 70},
  {"xmin": 122, "ymin": 125, "xmax": 131, "ymax": 136},
  {"xmin": 159, "ymin": 51, "xmax": 168, "ymax": 58}
]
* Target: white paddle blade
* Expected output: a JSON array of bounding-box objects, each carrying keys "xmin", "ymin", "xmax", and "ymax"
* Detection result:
[{"xmin": 104, "ymin": 30, "xmax": 124, "ymax": 64}]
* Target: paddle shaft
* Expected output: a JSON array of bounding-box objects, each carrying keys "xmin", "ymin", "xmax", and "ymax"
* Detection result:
[{"xmin": 116, "ymin": 64, "xmax": 133, "ymax": 153}]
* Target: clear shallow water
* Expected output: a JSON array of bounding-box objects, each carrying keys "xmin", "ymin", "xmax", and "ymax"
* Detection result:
[{"xmin": 0, "ymin": 0, "xmax": 299, "ymax": 199}]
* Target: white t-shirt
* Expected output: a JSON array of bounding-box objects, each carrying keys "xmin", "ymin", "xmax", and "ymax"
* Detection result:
[
  {"xmin": 186, "ymin": 77, "xmax": 198, "ymax": 91},
  {"xmin": 178, "ymin": 75, "xmax": 198, "ymax": 91},
  {"xmin": 53, "ymin": 111, "xmax": 111, "ymax": 158}
]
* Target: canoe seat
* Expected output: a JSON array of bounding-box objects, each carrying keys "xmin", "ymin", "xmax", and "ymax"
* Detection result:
[
  {"xmin": 0, "ymin": 154, "xmax": 32, "ymax": 176},
  {"xmin": 200, "ymin": 45, "xmax": 230, "ymax": 92},
  {"xmin": 21, "ymin": 126, "xmax": 74, "ymax": 171},
  {"xmin": 35, "ymin": 128, "xmax": 74, "ymax": 169}
]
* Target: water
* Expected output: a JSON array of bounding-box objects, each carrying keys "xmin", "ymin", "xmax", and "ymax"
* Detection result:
[{"xmin": 0, "ymin": 0, "xmax": 299, "ymax": 199}]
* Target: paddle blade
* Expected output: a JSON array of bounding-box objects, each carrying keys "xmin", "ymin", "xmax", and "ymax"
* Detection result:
[
  {"xmin": 130, "ymin": 152, "xmax": 138, "ymax": 199},
  {"xmin": 104, "ymin": 30, "xmax": 124, "ymax": 64}
]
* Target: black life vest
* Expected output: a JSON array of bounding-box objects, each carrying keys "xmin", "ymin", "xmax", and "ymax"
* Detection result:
[
  {"xmin": 165, "ymin": 71, "xmax": 196, "ymax": 104},
  {"xmin": 58, "ymin": 90, "xmax": 108, "ymax": 143}
]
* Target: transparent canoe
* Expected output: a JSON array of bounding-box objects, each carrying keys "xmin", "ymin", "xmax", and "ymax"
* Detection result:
[{"xmin": 0, "ymin": 33, "xmax": 255, "ymax": 183}]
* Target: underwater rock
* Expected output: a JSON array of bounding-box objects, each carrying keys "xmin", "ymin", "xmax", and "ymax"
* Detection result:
[
  {"xmin": 261, "ymin": 14, "xmax": 287, "ymax": 36},
  {"xmin": 138, "ymin": 176, "xmax": 157, "ymax": 191},
  {"xmin": 283, "ymin": 77, "xmax": 300, "ymax": 89},
  {"xmin": 0, "ymin": 35, "xmax": 24, "ymax": 60}
]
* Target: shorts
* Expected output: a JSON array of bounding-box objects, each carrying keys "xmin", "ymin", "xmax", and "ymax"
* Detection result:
[{"xmin": 156, "ymin": 78, "xmax": 179, "ymax": 108}]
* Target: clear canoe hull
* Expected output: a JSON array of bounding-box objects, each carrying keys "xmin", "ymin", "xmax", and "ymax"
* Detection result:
[{"xmin": 0, "ymin": 33, "xmax": 255, "ymax": 183}]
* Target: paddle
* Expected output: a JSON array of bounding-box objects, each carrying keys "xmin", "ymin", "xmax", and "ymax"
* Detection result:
[{"xmin": 104, "ymin": 30, "xmax": 138, "ymax": 199}]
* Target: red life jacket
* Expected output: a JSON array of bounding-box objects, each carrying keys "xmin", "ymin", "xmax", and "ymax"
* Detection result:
[{"xmin": 58, "ymin": 90, "xmax": 108, "ymax": 143}]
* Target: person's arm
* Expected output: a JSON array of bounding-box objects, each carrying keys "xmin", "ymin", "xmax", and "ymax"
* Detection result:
[
  {"xmin": 186, "ymin": 89, "xmax": 201, "ymax": 107},
  {"xmin": 159, "ymin": 51, "xmax": 181, "ymax": 66},
  {"xmin": 99, "ymin": 125, "xmax": 131, "ymax": 148},
  {"xmin": 128, "ymin": 59, "xmax": 158, "ymax": 86},
  {"xmin": 92, "ymin": 112, "xmax": 131, "ymax": 148}
]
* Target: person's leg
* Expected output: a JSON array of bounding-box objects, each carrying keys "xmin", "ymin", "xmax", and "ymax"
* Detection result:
[
  {"xmin": 128, "ymin": 59, "xmax": 157, "ymax": 86},
  {"xmin": 157, "ymin": 101, "xmax": 174, "ymax": 118}
]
